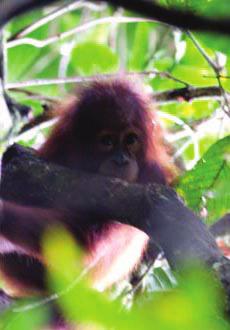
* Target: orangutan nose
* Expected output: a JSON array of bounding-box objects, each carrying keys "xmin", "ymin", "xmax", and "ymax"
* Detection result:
[{"xmin": 112, "ymin": 152, "xmax": 129, "ymax": 166}]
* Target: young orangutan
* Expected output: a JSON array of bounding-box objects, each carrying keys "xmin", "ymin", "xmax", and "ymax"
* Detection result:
[{"xmin": 0, "ymin": 78, "xmax": 176, "ymax": 297}]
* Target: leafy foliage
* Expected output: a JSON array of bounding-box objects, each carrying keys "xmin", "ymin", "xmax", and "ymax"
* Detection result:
[
  {"xmin": 177, "ymin": 136, "xmax": 230, "ymax": 223},
  {"xmin": 1, "ymin": 0, "xmax": 230, "ymax": 328},
  {"xmin": 1, "ymin": 228, "xmax": 227, "ymax": 330},
  {"xmin": 71, "ymin": 41, "xmax": 119, "ymax": 75}
]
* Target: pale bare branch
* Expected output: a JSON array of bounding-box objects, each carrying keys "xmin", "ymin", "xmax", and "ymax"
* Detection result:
[
  {"xmin": 7, "ymin": 16, "xmax": 154, "ymax": 49},
  {"xmin": 9, "ymin": 0, "xmax": 107, "ymax": 40}
]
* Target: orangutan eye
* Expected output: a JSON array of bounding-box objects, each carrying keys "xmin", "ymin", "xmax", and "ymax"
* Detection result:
[
  {"xmin": 97, "ymin": 133, "xmax": 115, "ymax": 152},
  {"xmin": 125, "ymin": 133, "xmax": 139, "ymax": 146},
  {"xmin": 100, "ymin": 135, "xmax": 114, "ymax": 146}
]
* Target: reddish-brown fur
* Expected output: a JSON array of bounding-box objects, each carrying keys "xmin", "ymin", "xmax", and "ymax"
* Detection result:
[
  {"xmin": 39, "ymin": 79, "xmax": 174, "ymax": 183},
  {"xmin": 0, "ymin": 78, "xmax": 176, "ymax": 296}
]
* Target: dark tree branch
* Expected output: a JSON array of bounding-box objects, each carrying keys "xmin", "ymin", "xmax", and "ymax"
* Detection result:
[
  {"xmin": 2, "ymin": 0, "xmax": 230, "ymax": 36},
  {"xmin": 106, "ymin": 0, "xmax": 230, "ymax": 35},
  {"xmin": 1, "ymin": 144, "xmax": 230, "ymax": 314},
  {"xmin": 154, "ymin": 86, "xmax": 222, "ymax": 104},
  {"xmin": 7, "ymin": 80, "xmax": 224, "ymax": 104},
  {"xmin": 9, "ymin": 85, "xmax": 223, "ymax": 143},
  {"xmin": 0, "ymin": 144, "xmax": 222, "ymax": 267}
]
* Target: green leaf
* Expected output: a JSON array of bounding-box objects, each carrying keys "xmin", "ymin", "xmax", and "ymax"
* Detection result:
[
  {"xmin": 177, "ymin": 136, "xmax": 230, "ymax": 223},
  {"xmin": 1, "ymin": 303, "xmax": 47, "ymax": 330},
  {"xmin": 128, "ymin": 22, "xmax": 152, "ymax": 71},
  {"xmin": 7, "ymin": 9, "xmax": 43, "ymax": 36},
  {"xmin": 70, "ymin": 42, "xmax": 119, "ymax": 76},
  {"xmin": 43, "ymin": 229, "xmax": 227, "ymax": 330},
  {"xmin": 198, "ymin": 0, "xmax": 230, "ymax": 17},
  {"xmin": 43, "ymin": 228, "xmax": 151, "ymax": 330},
  {"xmin": 7, "ymin": 20, "xmax": 49, "ymax": 81},
  {"xmin": 8, "ymin": 45, "xmax": 43, "ymax": 81},
  {"xmin": 159, "ymin": 100, "xmax": 218, "ymax": 121},
  {"xmin": 171, "ymin": 36, "xmax": 214, "ymax": 86},
  {"xmin": 157, "ymin": 0, "xmax": 230, "ymax": 16},
  {"xmin": 23, "ymin": 55, "xmax": 60, "ymax": 96},
  {"xmin": 195, "ymin": 32, "xmax": 230, "ymax": 56}
]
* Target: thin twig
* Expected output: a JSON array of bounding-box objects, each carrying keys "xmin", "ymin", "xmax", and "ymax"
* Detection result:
[
  {"xmin": 9, "ymin": 87, "xmax": 60, "ymax": 103},
  {"xmin": 150, "ymin": 70, "xmax": 189, "ymax": 86},
  {"xmin": 9, "ymin": 0, "xmax": 107, "ymax": 41},
  {"xmin": 6, "ymin": 70, "xmax": 189, "ymax": 89},
  {"xmin": 12, "ymin": 252, "xmax": 106, "ymax": 313},
  {"xmin": 185, "ymin": 31, "xmax": 218, "ymax": 71},
  {"xmin": 186, "ymin": 31, "xmax": 230, "ymax": 116},
  {"xmin": 158, "ymin": 111, "xmax": 200, "ymax": 168},
  {"xmin": 216, "ymin": 78, "xmax": 230, "ymax": 115},
  {"xmin": 126, "ymin": 260, "xmax": 155, "ymax": 296},
  {"xmin": 217, "ymin": 75, "xmax": 230, "ymax": 79},
  {"xmin": 11, "ymin": 118, "xmax": 57, "ymax": 144},
  {"xmin": 7, "ymin": 16, "xmax": 154, "ymax": 49}
]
